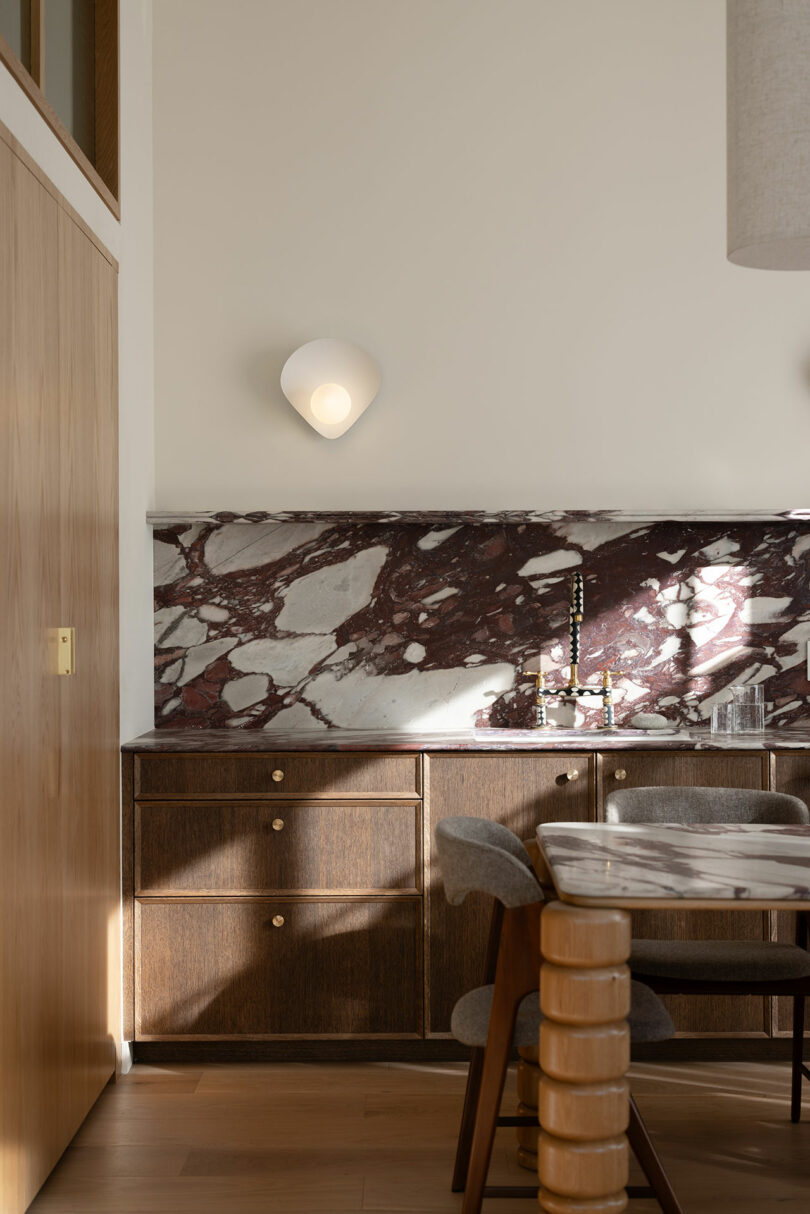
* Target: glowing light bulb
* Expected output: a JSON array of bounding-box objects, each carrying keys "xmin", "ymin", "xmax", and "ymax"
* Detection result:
[{"xmin": 310, "ymin": 383, "xmax": 351, "ymax": 424}]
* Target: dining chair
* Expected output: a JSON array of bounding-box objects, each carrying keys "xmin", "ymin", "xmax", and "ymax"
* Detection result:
[
  {"xmin": 605, "ymin": 786, "xmax": 810, "ymax": 1122},
  {"xmin": 435, "ymin": 816, "xmax": 683, "ymax": 1214}
]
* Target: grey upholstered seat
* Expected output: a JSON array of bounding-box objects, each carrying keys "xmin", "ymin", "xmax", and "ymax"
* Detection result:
[
  {"xmin": 606, "ymin": 786, "xmax": 810, "ymax": 984},
  {"xmin": 435, "ymin": 817, "xmax": 541, "ymax": 908},
  {"xmin": 452, "ymin": 987, "xmax": 542, "ymax": 1048},
  {"xmin": 606, "ymin": 786, "xmax": 809, "ymax": 826},
  {"xmin": 606, "ymin": 784, "xmax": 810, "ymax": 1123},
  {"xmin": 630, "ymin": 938, "xmax": 810, "ymax": 982},
  {"xmin": 451, "ymin": 979, "xmax": 675, "ymax": 1048},
  {"xmin": 435, "ymin": 816, "xmax": 675, "ymax": 1048}
]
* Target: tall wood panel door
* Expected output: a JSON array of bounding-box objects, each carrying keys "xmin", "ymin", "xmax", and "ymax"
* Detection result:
[
  {"xmin": 0, "ymin": 126, "xmax": 119, "ymax": 1214},
  {"xmin": 426, "ymin": 753, "xmax": 592, "ymax": 1035}
]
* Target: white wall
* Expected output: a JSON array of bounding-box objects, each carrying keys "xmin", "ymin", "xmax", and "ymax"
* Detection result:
[
  {"xmin": 153, "ymin": 0, "xmax": 810, "ymax": 512},
  {"xmin": 118, "ymin": 0, "xmax": 155, "ymax": 744}
]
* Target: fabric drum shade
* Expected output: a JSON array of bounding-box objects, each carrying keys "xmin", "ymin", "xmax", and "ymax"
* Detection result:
[{"xmin": 727, "ymin": 0, "xmax": 810, "ymax": 269}]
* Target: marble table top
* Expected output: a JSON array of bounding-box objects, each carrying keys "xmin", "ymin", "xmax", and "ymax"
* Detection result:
[
  {"xmin": 536, "ymin": 822, "xmax": 810, "ymax": 910},
  {"xmin": 122, "ymin": 725, "xmax": 810, "ymax": 753}
]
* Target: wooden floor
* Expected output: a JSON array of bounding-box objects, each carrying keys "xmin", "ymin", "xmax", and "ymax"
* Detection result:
[{"xmin": 29, "ymin": 1060, "xmax": 810, "ymax": 1212}]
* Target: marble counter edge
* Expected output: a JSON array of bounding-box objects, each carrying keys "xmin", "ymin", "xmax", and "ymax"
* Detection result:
[
  {"xmin": 121, "ymin": 727, "xmax": 810, "ymax": 753},
  {"xmin": 147, "ymin": 508, "xmax": 810, "ymax": 528}
]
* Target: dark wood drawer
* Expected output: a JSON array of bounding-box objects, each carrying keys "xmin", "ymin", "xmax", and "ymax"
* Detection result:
[
  {"xmin": 134, "ymin": 752, "xmax": 421, "ymax": 800},
  {"xmin": 135, "ymin": 898, "xmax": 423, "ymax": 1038},
  {"xmin": 136, "ymin": 800, "xmax": 421, "ymax": 894},
  {"xmin": 597, "ymin": 750, "xmax": 767, "ymax": 815}
]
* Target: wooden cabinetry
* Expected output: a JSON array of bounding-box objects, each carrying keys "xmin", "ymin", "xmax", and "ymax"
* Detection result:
[
  {"xmin": 596, "ymin": 750, "xmax": 768, "ymax": 814},
  {"xmin": 426, "ymin": 753, "xmax": 592, "ymax": 1034},
  {"xmin": 137, "ymin": 899, "xmax": 422, "ymax": 1038},
  {"xmin": 127, "ymin": 753, "xmax": 423, "ymax": 1042},
  {"xmin": 124, "ymin": 742, "xmax": 810, "ymax": 1053},
  {"xmin": 599, "ymin": 750, "xmax": 770, "ymax": 1036},
  {"xmin": 136, "ymin": 800, "xmax": 421, "ymax": 895},
  {"xmin": 1, "ymin": 124, "xmax": 118, "ymax": 1214}
]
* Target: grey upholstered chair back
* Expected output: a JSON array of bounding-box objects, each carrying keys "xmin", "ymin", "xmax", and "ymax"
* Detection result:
[
  {"xmin": 605, "ymin": 786, "xmax": 809, "ymax": 826},
  {"xmin": 434, "ymin": 817, "xmax": 543, "ymax": 908}
]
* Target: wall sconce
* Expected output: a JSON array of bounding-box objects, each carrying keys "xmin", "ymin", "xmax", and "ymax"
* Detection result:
[
  {"xmin": 728, "ymin": 1, "xmax": 810, "ymax": 269},
  {"xmin": 280, "ymin": 338, "xmax": 381, "ymax": 438}
]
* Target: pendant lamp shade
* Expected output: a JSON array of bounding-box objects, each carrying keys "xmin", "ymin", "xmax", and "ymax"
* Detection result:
[{"xmin": 728, "ymin": 0, "xmax": 810, "ymax": 269}]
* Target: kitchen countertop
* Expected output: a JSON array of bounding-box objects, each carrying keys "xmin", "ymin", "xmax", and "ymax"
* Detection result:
[{"xmin": 122, "ymin": 725, "xmax": 810, "ymax": 753}]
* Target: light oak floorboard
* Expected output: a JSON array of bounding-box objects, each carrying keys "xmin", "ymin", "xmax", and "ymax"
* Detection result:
[{"xmin": 29, "ymin": 1060, "xmax": 810, "ymax": 1213}]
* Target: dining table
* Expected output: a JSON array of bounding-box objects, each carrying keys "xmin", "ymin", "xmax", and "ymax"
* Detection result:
[{"xmin": 533, "ymin": 820, "xmax": 810, "ymax": 1214}]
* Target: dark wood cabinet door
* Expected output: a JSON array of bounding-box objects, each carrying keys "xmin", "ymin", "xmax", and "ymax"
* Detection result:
[
  {"xmin": 426, "ymin": 752, "xmax": 592, "ymax": 1035},
  {"xmin": 770, "ymin": 754, "xmax": 810, "ymax": 1035},
  {"xmin": 597, "ymin": 750, "xmax": 767, "ymax": 816},
  {"xmin": 598, "ymin": 750, "xmax": 769, "ymax": 1035},
  {"xmin": 136, "ymin": 898, "xmax": 422, "ymax": 1038},
  {"xmin": 136, "ymin": 800, "xmax": 421, "ymax": 895}
]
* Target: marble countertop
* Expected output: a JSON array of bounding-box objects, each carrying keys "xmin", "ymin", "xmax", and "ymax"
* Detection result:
[
  {"xmin": 148, "ymin": 508, "xmax": 810, "ymax": 528},
  {"xmin": 122, "ymin": 725, "xmax": 810, "ymax": 753},
  {"xmin": 537, "ymin": 822, "xmax": 810, "ymax": 908}
]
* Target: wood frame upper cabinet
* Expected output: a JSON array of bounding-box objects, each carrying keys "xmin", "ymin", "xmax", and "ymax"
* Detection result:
[
  {"xmin": 0, "ymin": 0, "xmax": 118, "ymax": 213},
  {"xmin": 425, "ymin": 752, "xmax": 592, "ymax": 1036}
]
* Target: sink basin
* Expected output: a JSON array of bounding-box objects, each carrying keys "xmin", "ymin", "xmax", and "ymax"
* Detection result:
[{"xmin": 474, "ymin": 727, "xmax": 682, "ymax": 738}]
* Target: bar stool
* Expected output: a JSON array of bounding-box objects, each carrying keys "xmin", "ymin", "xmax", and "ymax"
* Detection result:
[
  {"xmin": 606, "ymin": 785, "xmax": 810, "ymax": 1122},
  {"xmin": 435, "ymin": 816, "xmax": 683, "ymax": 1214}
]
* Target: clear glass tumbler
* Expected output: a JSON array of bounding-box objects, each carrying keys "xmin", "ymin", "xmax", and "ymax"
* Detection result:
[
  {"xmin": 711, "ymin": 701, "xmax": 736, "ymax": 734},
  {"xmin": 731, "ymin": 684, "xmax": 765, "ymax": 733}
]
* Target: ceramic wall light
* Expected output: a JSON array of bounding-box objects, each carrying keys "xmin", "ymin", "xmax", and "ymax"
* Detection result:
[{"xmin": 280, "ymin": 338, "xmax": 381, "ymax": 438}]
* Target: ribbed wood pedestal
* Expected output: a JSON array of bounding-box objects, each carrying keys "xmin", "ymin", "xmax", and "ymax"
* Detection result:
[{"xmin": 536, "ymin": 902, "xmax": 632, "ymax": 1214}]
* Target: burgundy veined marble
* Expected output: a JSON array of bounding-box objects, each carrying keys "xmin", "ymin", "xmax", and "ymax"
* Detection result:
[
  {"xmin": 152, "ymin": 519, "xmax": 810, "ymax": 732},
  {"xmin": 125, "ymin": 726, "xmax": 810, "ymax": 752}
]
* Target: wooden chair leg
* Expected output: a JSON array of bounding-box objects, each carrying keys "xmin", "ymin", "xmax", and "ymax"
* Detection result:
[
  {"xmin": 791, "ymin": 995, "xmax": 805, "ymax": 1124},
  {"xmin": 627, "ymin": 1095, "xmax": 683, "ymax": 1214},
  {"xmin": 461, "ymin": 1020, "xmax": 514, "ymax": 1214},
  {"xmin": 461, "ymin": 905, "xmax": 540, "ymax": 1214},
  {"xmin": 452, "ymin": 1047, "xmax": 485, "ymax": 1192}
]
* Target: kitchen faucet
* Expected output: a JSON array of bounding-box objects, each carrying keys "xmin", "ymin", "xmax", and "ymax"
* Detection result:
[{"xmin": 523, "ymin": 571, "xmax": 624, "ymax": 729}]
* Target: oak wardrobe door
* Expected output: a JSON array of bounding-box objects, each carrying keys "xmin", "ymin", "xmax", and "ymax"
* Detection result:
[
  {"xmin": 56, "ymin": 207, "xmax": 120, "ymax": 1126},
  {"xmin": 0, "ymin": 135, "xmax": 119, "ymax": 1214},
  {"xmin": 0, "ymin": 137, "xmax": 63, "ymax": 1214}
]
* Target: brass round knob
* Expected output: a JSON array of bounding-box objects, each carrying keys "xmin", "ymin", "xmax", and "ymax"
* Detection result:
[
  {"xmin": 271, "ymin": 769, "xmax": 284, "ymax": 783},
  {"xmin": 272, "ymin": 914, "xmax": 285, "ymax": 928},
  {"xmin": 614, "ymin": 769, "xmax": 627, "ymax": 781},
  {"xmin": 565, "ymin": 769, "xmax": 579, "ymax": 782},
  {"xmin": 272, "ymin": 818, "xmax": 284, "ymax": 832}
]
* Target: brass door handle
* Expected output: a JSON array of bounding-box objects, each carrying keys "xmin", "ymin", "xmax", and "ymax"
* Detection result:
[
  {"xmin": 272, "ymin": 818, "xmax": 284, "ymax": 832},
  {"xmin": 565, "ymin": 769, "xmax": 579, "ymax": 782},
  {"xmin": 614, "ymin": 769, "xmax": 627, "ymax": 781},
  {"xmin": 272, "ymin": 769, "xmax": 285, "ymax": 783},
  {"xmin": 272, "ymin": 914, "xmax": 285, "ymax": 928}
]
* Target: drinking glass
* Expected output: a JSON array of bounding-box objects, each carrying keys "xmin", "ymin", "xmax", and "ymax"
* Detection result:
[
  {"xmin": 711, "ymin": 701, "xmax": 735, "ymax": 734},
  {"xmin": 731, "ymin": 684, "xmax": 765, "ymax": 733}
]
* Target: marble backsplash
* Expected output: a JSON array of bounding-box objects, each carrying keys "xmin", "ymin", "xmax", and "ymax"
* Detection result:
[{"xmin": 153, "ymin": 519, "xmax": 810, "ymax": 731}]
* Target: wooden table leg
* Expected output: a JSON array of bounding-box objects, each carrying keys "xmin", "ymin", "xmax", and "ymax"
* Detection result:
[{"xmin": 537, "ymin": 902, "xmax": 632, "ymax": 1214}]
